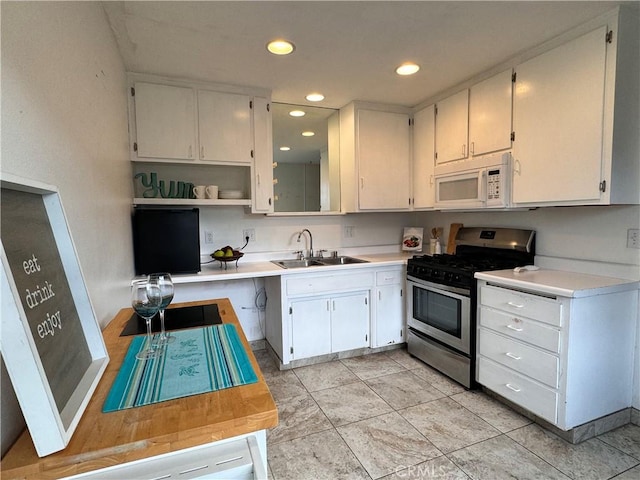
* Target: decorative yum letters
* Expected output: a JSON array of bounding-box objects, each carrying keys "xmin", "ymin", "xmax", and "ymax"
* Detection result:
[{"xmin": 135, "ymin": 172, "xmax": 195, "ymax": 199}]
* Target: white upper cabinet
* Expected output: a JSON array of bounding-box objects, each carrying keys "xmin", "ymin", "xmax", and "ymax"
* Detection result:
[
  {"xmin": 251, "ymin": 97, "xmax": 274, "ymax": 213},
  {"xmin": 469, "ymin": 69, "xmax": 513, "ymax": 156},
  {"xmin": 198, "ymin": 90, "xmax": 252, "ymax": 163},
  {"xmin": 412, "ymin": 104, "xmax": 436, "ymax": 209},
  {"xmin": 435, "ymin": 89, "xmax": 469, "ymax": 164},
  {"xmin": 134, "ymin": 83, "xmax": 196, "ymax": 160},
  {"xmin": 340, "ymin": 103, "xmax": 411, "ymax": 212},
  {"xmin": 127, "ymin": 74, "xmax": 273, "ymax": 208},
  {"xmin": 358, "ymin": 109, "xmax": 411, "ymax": 210},
  {"xmin": 511, "ymin": 7, "xmax": 639, "ymax": 206},
  {"xmin": 512, "ymin": 27, "xmax": 607, "ymax": 205}
]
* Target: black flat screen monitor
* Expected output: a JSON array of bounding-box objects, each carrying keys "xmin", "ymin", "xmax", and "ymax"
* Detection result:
[{"xmin": 132, "ymin": 208, "xmax": 200, "ymax": 275}]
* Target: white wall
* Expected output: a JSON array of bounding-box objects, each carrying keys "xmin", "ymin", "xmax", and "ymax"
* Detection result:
[{"xmin": 1, "ymin": 1, "xmax": 132, "ymax": 456}]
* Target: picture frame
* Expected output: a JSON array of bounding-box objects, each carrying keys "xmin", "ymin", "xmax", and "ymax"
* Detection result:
[{"xmin": 1, "ymin": 173, "xmax": 109, "ymax": 457}]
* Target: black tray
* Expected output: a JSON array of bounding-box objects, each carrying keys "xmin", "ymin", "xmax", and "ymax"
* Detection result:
[{"xmin": 120, "ymin": 304, "xmax": 222, "ymax": 336}]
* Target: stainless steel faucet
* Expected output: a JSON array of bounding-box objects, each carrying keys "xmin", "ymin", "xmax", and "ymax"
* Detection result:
[{"xmin": 297, "ymin": 229, "xmax": 313, "ymax": 258}]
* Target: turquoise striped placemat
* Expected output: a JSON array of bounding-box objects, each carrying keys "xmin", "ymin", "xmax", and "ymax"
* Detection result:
[{"xmin": 103, "ymin": 324, "xmax": 257, "ymax": 412}]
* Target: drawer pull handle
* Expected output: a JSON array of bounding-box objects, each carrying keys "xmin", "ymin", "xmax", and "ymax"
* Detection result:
[
  {"xmin": 507, "ymin": 324, "xmax": 523, "ymax": 332},
  {"xmin": 505, "ymin": 383, "xmax": 521, "ymax": 392},
  {"xmin": 505, "ymin": 352, "xmax": 521, "ymax": 360},
  {"xmin": 507, "ymin": 301, "xmax": 524, "ymax": 308}
]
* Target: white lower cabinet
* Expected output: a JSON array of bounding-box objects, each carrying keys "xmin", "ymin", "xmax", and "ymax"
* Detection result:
[
  {"xmin": 372, "ymin": 268, "xmax": 405, "ymax": 347},
  {"xmin": 290, "ymin": 297, "xmax": 332, "ymax": 359},
  {"xmin": 265, "ymin": 266, "xmax": 406, "ymax": 365},
  {"xmin": 330, "ymin": 293, "xmax": 370, "ymax": 353},
  {"xmin": 476, "ymin": 278, "xmax": 638, "ymax": 430},
  {"xmin": 290, "ymin": 292, "xmax": 369, "ymax": 359}
]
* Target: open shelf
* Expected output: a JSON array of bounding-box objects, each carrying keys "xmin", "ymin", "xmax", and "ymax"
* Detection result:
[{"xmin": 133, "ymin": 197, "xmax": 251, "ymax": 207}]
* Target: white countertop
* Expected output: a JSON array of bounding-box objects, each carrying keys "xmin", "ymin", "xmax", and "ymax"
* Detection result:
[
  {"xmin": 475, "ymin": 268, "xmax": 640, "ymax": 298},
  {"xmin": 169, "ymin": 252, "xmax": 414, "ymax": 284}
]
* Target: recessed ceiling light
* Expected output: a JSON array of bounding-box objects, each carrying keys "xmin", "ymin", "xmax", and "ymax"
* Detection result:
[
  {"xmin": 301, "ymin": 131, "xmax": 315, "ymax": 137},
  {"xmin": 396, "ymin": 63, "xmax": 420, "ymax": 76},
  {"xmin": 306, "ymin": 93, "xmax": 325, "ymax": 102},
  {"xmin": 267, "ymin": 39, "xmax": 295, "ymax": 55},
  {"xmin": 289, "ymin": 110, "xmax": 305, "ymax": 117},
  {"xmin": 279, "ymin": 146, "xmax": 291, "ymax": 151}
]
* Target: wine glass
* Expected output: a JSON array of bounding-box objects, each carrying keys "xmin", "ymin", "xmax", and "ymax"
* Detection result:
[
  {"xmin": 131, "ymin": 279, "xmax": 162, "ymax": 360},
  {"xmin": 148, "ymin": 273, "xmax": 175, "ymax": 345}
]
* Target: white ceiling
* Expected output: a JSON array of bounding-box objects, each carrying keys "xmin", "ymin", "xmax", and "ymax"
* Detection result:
[{"xmin": 102, "ymin": 1, "xmax": 630, "ymax": 110}]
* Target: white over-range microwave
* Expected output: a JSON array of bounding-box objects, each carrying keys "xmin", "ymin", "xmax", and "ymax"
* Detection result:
[{"xmin": 434, "ymin": 152, "xmax": 511, "ymax": 209}]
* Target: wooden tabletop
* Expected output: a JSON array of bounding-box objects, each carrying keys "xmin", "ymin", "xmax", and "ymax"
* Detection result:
[{"xmin": 1, "ymin": 299, "xmax": 278, "ymax": 479}]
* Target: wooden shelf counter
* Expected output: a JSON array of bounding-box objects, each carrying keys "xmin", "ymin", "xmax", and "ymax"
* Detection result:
[{"xmin": 1, "ymin": 299, "xmax": 278, "ymax": 479}]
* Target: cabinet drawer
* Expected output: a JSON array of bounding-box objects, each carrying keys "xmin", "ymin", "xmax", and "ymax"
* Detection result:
[
  {"xmin": 376, "ymin": 269, "xmax": 403, "ymax": 286},
  {"xmin": 286, "ymin": 272, "xmax": 374, "ymax": 296},
  {"xmin": 478, "ymin": 357, "xmax": 558, "ymax": 424},
  {"xmin": 65, "ymin": 435, "xmax": 265, "ymax": 479},
  {"xmin": 479, "ymin": 328, "xmax": 559, "ymax": 388},
  {"xmin": 480, "ymin": 285, "xmax": 562, "ymax": 327},
  {"xmin": 479, "ymin": 306, "xmax": 561, "ymax": 353}
]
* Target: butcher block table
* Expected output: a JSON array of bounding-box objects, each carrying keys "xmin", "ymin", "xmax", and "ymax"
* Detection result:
[{"xmin": 1, "ymin": 299, "xmax": 278, "ymax": 479}]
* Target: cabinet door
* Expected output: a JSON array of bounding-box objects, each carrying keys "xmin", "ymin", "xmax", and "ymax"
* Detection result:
[
  {"xmin": 412, "ymin": 105, "xmax": 436, "ymax": 209},
  {"xmin": 331, "ymin": 293, "xmax": 370, "ymax": 353},
  {"xmin": 134, "ymin": 83, "xmax": 196, "ymax": 160},
  {"xmin": 290, "ymin": 298, "xmax": 332, "ymax": 359},
  {"xmin": 357, "ymin": 110, "xmax": 411, "ymax": 210},
  {"xmin": 469, "ymin": 69, "xmax": 513, "ymax": 156},
  {"xmin": 512, "ymin": 26, "xmax": 607, "ymax": 204},
  {"xmin": 251, "ymin": 97, "xmax": 274, "ymax": 213},
  {"xmin": 198, "ymin": 90, "xmax": 252, "ymax": 163},
  {"xmin": 374, "ymin": 284, "xmax": 404, "ymax": 347},
  {"xmin": 435, "ymin": 89, "xmax": 469, "ymax": 164}
]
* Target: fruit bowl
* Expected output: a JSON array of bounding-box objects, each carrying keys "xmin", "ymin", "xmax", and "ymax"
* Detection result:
[{"xmin": 210, "ymin": 249, "xmax": 244, "ymax": 269}]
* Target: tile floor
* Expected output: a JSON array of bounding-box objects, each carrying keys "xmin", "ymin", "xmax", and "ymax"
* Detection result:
[{"xmin": 254, "ymin": 348, "xmax": 640, "ymax": 480}]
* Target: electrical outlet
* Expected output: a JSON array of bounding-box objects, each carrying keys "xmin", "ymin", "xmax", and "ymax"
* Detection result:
[
  {"xmin": 344, "ymin": 225, "xmax": 355, "ymax": 238},
  {"xmin": 627, "ymin": 228, "xmax": 640, "ymax": 248},
  {"xmin": 243, "ymin": 228, "xmax": 256, "ymax": 242},
  {"xmin": 204, "ymin": 230, "xmax": 214, "ymax": 244}
]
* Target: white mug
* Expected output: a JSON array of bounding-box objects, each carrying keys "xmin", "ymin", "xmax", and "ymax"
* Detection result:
[
  {"xmin": 193, "ymin": 185, "xmax": 206, "ymax": 199},
  {"xmin": 205, "ymin": 185, "xmax": 218, "ymax": 199}
]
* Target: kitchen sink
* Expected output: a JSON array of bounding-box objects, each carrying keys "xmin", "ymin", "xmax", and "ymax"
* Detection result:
[
  {"xmin": 272, "ymin": 256, "xmax": 369, "ymax": 269},
  {"xmin": 272, "ymin": 259, "xmax": 325, "ymax": 269},
  {"xmin": 316, "ymin": 256, "xmax": 369, "ymax": 265}
]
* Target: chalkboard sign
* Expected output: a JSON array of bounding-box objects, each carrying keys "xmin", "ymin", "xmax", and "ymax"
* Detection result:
[{"xmin": 1, "ymin": 174, "xmax": 109, "ymax": 457}]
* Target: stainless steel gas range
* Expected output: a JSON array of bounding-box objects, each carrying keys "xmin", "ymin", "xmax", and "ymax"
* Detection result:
[{"xmin": 406, "ymin": 227, "xmax": 535, "ymax": 388}]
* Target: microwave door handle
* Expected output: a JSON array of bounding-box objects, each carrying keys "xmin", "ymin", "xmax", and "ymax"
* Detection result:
[{"xmin": 480, "ymin": 170, "xmax": 487, "ymax": 204}]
